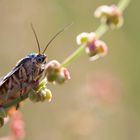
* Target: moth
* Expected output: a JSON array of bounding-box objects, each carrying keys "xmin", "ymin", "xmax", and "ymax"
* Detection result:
[{"xmin": 0, "ymin": 24, "xmax": 66, "ymax": 112}]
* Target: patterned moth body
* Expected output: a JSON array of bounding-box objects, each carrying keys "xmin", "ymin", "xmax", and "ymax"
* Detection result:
[
  {"xmin": 0, "ymin": 53, "xmax": 47, "ymax": 106},
  {"xmin": 0, "ymin": 24, "xmax": 66, "ymax": 113}
]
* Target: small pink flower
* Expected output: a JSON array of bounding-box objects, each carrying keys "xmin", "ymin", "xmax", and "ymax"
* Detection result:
[
  {"xmin": 85, "ymin": 71, "xmax": 121, "ymax": 104},
  {"xmin": 76, "ymin": 32, "xmax": 96, "ymax": 46},
  {"xmin": 94, "ymin": 5, "xmax": 123, "ymax": 28},
  {"xmin": 76, "ymin": 32, "xmax": 108, "ymax": 61},
  {"xmin": 10, "ymin": 111, "xmax": 25, "ymax": 139},
  {"xmin": 61, "ymin": 67, "xmax": 71, "ymax": 81},
  {"xmin": 45, "ymin": 60, "xmax": 71, "ymax": 84},
  {"xmin": 86, "ymin": 39, "xmax": 108, "ymax": 61}
]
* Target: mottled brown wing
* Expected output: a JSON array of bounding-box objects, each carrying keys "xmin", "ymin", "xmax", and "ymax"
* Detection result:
[
  {"xmin": 0, "ymin": 56, "xmax": 30, "ymax": 88},
  {"xmin": 0, "ymin": 66, "xmax": 21, "ymax": 88}
]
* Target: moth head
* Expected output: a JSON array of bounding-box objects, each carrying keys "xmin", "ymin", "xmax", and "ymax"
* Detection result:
[
  {"xmin": 28, "ymin": 53, "xmax": 47, "ymax": 65},
  {"xmin": 35, "ymin": 54, "xmax": 47, "ymax": 64}
]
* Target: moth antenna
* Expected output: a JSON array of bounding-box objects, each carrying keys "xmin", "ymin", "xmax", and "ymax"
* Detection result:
[
  {"xmin": 30, "ymin": 23, "xmax": 41, "ymax": 54},
  {"xmin": 42, "ymin": 22, "xmax": 73, "ymax": 54}
]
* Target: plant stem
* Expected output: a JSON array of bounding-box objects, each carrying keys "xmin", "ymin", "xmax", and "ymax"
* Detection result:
[
  {"xmin": 61, "ymin": 0, "xmax": 131, "ymax": 67},
  {"xmin": 2, "ymin": 0, "xmax": 131, "ymax": 111},
  {"xmin": 95, "ymin": 24, "xmax": 108, "ymax": 38},
  {"xmin": 61, "ymin": 24, "xmax": 108, "ymax": 67},
  {"xmin": 61, "ymin": 45, "xmax": 85, "ymax": 67},
  {"xmin": 118, "ymin": 0, "xmax": 131, "ymax": 12}
]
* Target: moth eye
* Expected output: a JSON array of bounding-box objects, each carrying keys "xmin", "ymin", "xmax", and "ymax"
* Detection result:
[{"xmin": 36, "ymin": 57, "xmax": 44, "ymax": 63}]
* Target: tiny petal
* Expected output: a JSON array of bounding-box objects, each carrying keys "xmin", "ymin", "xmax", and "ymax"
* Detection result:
[
  {"xmin": 55, "ymin": 67, "xmax": 71, "ymax": 84},
  {"xmin": 40, "ymin": 89, "xmax": 52, "ymax": 102},
  {"xmin": 86, "ymin": 39, "xmax": 108, "ymax": 61},
  {"xmin": 94, "ymin": 40, "xmax": 108, "ymax": 57},
  {"xmin": 61, "ymin": 67, "xmax": 71, "ymax": 80},
  {"xmin": 88, "ymin": 32, "xmax": 96, "ymax": 43},
  {"xmin": 94, "ymin": 5, "xmax": 111, "ymax": 18},
  {"xmin": 76, "ymin": 32, "xmax": 89, "ymax": 45}
]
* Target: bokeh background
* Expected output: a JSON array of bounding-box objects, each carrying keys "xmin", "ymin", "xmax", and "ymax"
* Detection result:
[{"xmin": 0, "ymin": 0, "xmax": 139, "ymax": 140}]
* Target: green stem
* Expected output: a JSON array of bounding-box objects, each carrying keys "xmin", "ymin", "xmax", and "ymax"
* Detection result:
[
  {"xmin": 61, "ymin": 24, "xmax": 108, "ymax": 67},
  {"xmin": 61, "ymin": 45, "xmax": 85, "ymax": 67},
  {"xmin": 61, "ymin": 0, "xmax": 131, "ymax": 67},
  {"xmin": 118, "ymin": 0, "xmax": 131, "ymax": 12},
  {"xmin": 95, "ymin": 24, "xmax": 108, "ymax": 38},
  {"xmin": 2, "ymin": 0, "xmax": 131, "ymax": 111}
]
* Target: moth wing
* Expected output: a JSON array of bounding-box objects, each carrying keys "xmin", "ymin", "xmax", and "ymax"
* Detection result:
[
  {"xmin": 0, "ymin": 57, "xmax": 30, "ymax": 87},
  {"xmin": 0, "ymin": 66, "xmax": 21, "ymax": 87}
]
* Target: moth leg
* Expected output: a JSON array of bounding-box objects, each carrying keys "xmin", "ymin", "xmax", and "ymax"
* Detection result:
[{"xmin": 16, "ymin": 103, "xmax": 20, "ymax": 110}]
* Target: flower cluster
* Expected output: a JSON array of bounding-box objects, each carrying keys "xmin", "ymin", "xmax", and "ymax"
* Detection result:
[
  {"xmin": 94, "ymin": 5, "xmax": 123, "ymax": 29},
  {"xmin": 0, "ymin": 111, "xmax": 25, "ymax": 140},
  {"xmin": 29, "ymin": 78, "xmax": 52, "ymax": 103},
  {"xmin": 28, "ymin": 61, "xmax": 70, "ymax": 103},
  {"xmin": 0, "ymin": 0, "xmax": 129, "ymax": 137},
  {"xmin": 10, "ymin": 111, "xmax": 25, "ymax": 139},
  {"xmin": 45, "ymin": 60, "xmax": 71, "ymax": 84},
  {"xmin": 76, "ymin": 32, "xmax": 108, "ymax": 61}
]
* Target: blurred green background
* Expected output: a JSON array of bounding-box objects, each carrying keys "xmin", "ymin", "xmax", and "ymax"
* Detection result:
[{"xmin": 0, "ymin": 0, "xmax": 139, "ymax": 140}]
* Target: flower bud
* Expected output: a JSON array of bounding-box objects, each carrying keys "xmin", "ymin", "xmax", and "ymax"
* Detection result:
[
  {"xmin": 39, "ymin": 88, "xmax": 52, "ymax": 102},
  {"xmin": 76, "ymin": 32, "xmax": 89, "ymax": 45},
  {"xmin": 45, "ymin": 60, "xmax": 71, "ymax": 84},
  {"xmin": 45, "ymin": 60, "xmax": 61, "ymax": 83},
  {"xmin": 29, "ymin": 87, "xmax": 52, "ymax": 102},
  {"xmin": 76, "ymin": 32, "xmax": 96, "ymax": 45},
  {"xmin": 86, "ymin": 39, "xmax": 108, "ymax": 61},
  {"xmin": 55, "ymin": 67, "xmax": 71, "ymax": 84},
  {"xmin": 94, "ymin": 5, "xmax": 123, "ymax": 28},
  {"xmin": 76, "ymin": 32, "xmax": 108, "ymax": 61}
]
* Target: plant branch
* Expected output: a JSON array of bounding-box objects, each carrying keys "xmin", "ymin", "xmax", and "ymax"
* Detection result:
[
  {"xmin": 118, "ymin": 0, "xmax": 131, "ymax": 12},
  {"xmin": 2, "ymin": 0, "xmax": 131, "ymax": 111}
]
